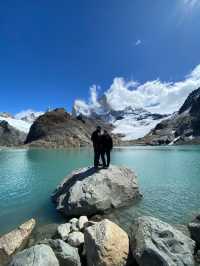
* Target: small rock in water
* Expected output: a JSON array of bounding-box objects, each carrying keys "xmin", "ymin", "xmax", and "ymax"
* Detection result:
[
  {"xmin": 57, "ymin": 223, "xmax": 71, "ymax": 241},
  {"xmin": 78, "ymin": 216, "xmax": 88, "ymax": 231},
  {"xmin": 9, "ymin": 244, "xmax": 59, "ymax": 266},
  {"xmin": 68, "ymin": 232, "xmax": 84, "ymax": 248}
]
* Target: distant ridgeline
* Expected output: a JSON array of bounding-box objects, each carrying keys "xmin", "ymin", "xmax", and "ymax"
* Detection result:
[{"xmin": 0, "ymin": 88, "xmax": 200, "ymax": 147}]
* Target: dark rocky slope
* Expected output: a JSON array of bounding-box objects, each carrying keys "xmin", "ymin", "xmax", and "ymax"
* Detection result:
[
  {"xmin": 136, "ymin": 87, "xmax": 200, "ymax": 145},
  {"xmin": 0, "ymin": 120, "xmax": 27, "ymax": 146},
  {"xmin": 25, "ymin": 108, "xmax": 119, "ymax": 148}
]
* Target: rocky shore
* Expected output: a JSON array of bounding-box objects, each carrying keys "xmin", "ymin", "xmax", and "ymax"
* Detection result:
[{"xmin": 1, "ymin": 165, "xmax": 200, "ymax": 266}]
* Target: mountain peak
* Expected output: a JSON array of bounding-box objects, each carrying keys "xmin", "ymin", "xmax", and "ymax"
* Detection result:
[{"xmin": 179, "ymin": 87, "xmax": 200, "ymax": 114}]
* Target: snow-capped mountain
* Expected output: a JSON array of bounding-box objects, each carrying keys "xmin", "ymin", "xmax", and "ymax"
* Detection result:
[
  {"xmin": 0, "ymin": 110, "xmax": 43, "ymax": 133},
  {"xmin": 73, "ymin": 96, "xmax": 169, "ymax": 140},
  {"xmin": 15, "ymin": 109, "xmax": 44, "ymax": 123}
]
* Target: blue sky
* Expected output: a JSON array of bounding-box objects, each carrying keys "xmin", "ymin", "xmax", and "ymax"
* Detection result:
[{"xmin": 1, "ymin": 0, "xmax": 200, "ymax": 114}]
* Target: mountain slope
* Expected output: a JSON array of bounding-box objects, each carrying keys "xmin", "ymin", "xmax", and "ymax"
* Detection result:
[
  {"xmin": 25, "ymin": 108, "xmax": 119, "ymax": 148},
  {"xmin": 0, "ymin": 120, "xmax": 27, "ymax": 146},
  {"xmin": 0, "ymin": 113, "xmax": 31, "ymax": 133},
  {"xmin": 139, "ymin": 87, "xmax": 200, "ymax": 145},
  {"xmin": 73, "ymin": 96, "xmax": 168, "ymax": 140}
]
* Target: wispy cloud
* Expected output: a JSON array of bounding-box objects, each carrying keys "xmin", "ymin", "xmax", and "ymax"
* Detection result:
[
  {"xmin": 135, "ymin": 39, "xmax": 142, "ymax": 46},
  {"xmin": 184, "ymin": 0, "xmax": 199, "ymax": 8}
]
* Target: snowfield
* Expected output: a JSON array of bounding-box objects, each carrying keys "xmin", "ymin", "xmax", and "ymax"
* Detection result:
[
  {"xmin": 0, "ymin": 116, "xmax": 32, "ymax": 133},
  {"xmin": 112, "ymin": 116, "xmax": 165, "ymax": 140}
]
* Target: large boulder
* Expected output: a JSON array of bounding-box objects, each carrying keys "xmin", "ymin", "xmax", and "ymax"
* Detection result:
[
  {"xmin": 84, "ymin": 219, "xmax": 130, "ymax": 266},
  {"xmin": 130, "ymin": 216, "xmax": 195, "ymax": 266},
  {"xmin": 52, "ymin": 165, "xmax": 142, "ymax": 217},
  {"xmin": 39, "ymin": 239, "xmax": 81, "ymax": 266},
  {"xmin": 188, "ymin": 214, "xmax": 200, "ymax": 247},
  {"xmin": 9, "ymin": 244, "xmax": 59, "ymax": 266},
  {"xmin": 0, "ymin": 219, "xmax": 36, "ymax": 265}
]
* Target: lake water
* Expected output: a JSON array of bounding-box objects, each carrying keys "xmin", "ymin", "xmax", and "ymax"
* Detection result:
[{"xmin": 0, "ymin": 146, "xmax": 200, "ymax": 235}]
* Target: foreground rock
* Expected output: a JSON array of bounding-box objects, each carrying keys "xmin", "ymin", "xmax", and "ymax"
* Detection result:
[
  {"xmin": 39, "ymin": 239, "xmax": 81, "ymax": 266},
  {"xmin": 0, "ymin": 218, "xmax": 36, "ymax": 265},
  {"xmin": 9, "ymin": 244, "xmax": 59, "ymax": 266},
  {"xmin": 84, "ymin": 219, "xmax": 129, "ymax": 266},
  {"xmin": 52, "ymin": 165, "xmax": 142, "ymax": 217},
  {"xmin": 188, "ymin": 214, "xmax": 200, "ymax": 247},
  {"xmin": 130, "ymin": 216, "xmax": 195, "ymax": 266}
]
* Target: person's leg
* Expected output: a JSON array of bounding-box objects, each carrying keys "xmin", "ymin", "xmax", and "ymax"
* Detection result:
[
  {"xmin": 94, "ymin": 149, "xmax": 100, "ymax": 167},
  {"xmin": 106, "ymin": 150, "xmax": 110, "ymax": 167},
  {"xmin": 101, "ymin": 150, "xmax": 106, "ymax": 167}
]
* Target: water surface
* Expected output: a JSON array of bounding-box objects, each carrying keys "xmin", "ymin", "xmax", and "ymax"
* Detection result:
[{"xmin": 0, "ymin": 146, "xmax": 200, "ymax": 235}]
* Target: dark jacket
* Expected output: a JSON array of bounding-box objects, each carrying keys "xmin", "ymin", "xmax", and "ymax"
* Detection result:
[
  {"xmin": 91, "ymin": 130, "xmax": 101, "ymax": 150},
  {"xmin": 101, "ymin": 133, "xmax": 113, "ymax": 151}
]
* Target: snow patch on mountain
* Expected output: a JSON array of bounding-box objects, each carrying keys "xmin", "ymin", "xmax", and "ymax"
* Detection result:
[
  {"xmin": 73, "ymin": 91, "xmax": 168, "ymax": 140},
  {"xmin": 0, "ymin": 109, "xmax": 43, "ymax": 133},
  {"xmin": 0, "ymin": 115, "xmax": 31, "ymax": 133},
  {"xmin": 15, "ymin": 109, "xmax": 43, "ymax": 123}
]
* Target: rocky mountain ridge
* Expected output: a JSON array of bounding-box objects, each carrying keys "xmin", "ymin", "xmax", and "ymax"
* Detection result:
[
  {"xmin": 25, "ymin": 108, "xmax": 119, "ymax": 148},
  {"xmin": 137, "ymin": 87, "xmax": 200, "ymax": 145}
]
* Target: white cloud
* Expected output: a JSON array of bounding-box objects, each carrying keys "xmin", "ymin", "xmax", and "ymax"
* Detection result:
[
  {"xmin": 75, "ymin": 64, "xmax": 200, "ymax": 115},
  {"xmin": 135, "ymin": 39, "xmax": 142, "ymax": 46},
  {"xmin": 184, "ymin": 0, "xmax": 199, "ymax": 8}
]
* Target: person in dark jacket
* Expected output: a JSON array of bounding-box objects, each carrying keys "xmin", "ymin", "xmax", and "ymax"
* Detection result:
[
  {"xmin": 91, "ymin": 126, "xmax": 102, "ymax": 168},
  {"xmin": 101, "ymin": 130, "xmax": 113, "ymax": 168}
]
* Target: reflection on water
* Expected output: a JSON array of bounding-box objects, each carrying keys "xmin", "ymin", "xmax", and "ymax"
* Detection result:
[{"xmin": 0, "ymin": 146, "xmax": 200, "ymax": 235}]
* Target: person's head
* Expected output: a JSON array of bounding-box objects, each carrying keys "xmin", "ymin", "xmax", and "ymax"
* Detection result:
[{"xmin": 96, "ymin": 126, "xmax": 101, "ymax": 132}]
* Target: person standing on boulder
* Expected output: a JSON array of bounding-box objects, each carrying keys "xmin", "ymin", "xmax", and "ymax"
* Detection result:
[
  {"xmin": 101, "ymin": 130, "xmax": 113, "ymax": 168},
  {"xmin": 91, "ymin": 126, "xmax": 102, "ymax": 168}
]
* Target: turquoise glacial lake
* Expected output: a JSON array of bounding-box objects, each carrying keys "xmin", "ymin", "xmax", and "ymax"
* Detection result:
[{"xmin": 0, "ymin": 146, "xmax": 200, "ymax": 235}]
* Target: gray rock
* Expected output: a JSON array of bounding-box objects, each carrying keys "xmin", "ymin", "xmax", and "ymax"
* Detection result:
[
  {"xmin": 78, "ymin": 216, "xmax": 88, "ymax": 231},
  {"xmin": 9, "ymin": 244, "xmax": 59, "ymax": 266},
  {"xmin": 39, "ymin": 239, "xmax": 81, "ymax": 266},
  {"xmin": 188, "ymin": 214, "xmax": 200, "ymax": 247},
  {"xmin": 84, "ymin": 219, "xmax": 129, "ymax": 266},
  {"xmin": 70, "ymin": 218, "xmax": 79, "ymax": 232},
  {"xmin": 52, "ymin": 165, "xmax": 142, "ymax": 217},
  {"xmin": 68, "ymin": 232, "xmax": 84, "ymax": 247},
  {"xmin": 130, "ymin": 216, "xmax": 195, "ymax": 266},
  {"xmin": 57, "ymin": 223, "xmax": 71, "ymax": 240}
]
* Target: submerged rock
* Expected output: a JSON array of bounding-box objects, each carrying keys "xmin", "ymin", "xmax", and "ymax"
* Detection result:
[
  {"xmin": 9, "ymin": 244, "xmax": 59, "ymax": 266},
  {"xmin": 84, "ymin": 219, "xmax": 129, "ymax": 266},
  {"xmin": 130, "ymin": 216, "xmax": 195, "ymax": 266},
  {"xmin": 0, "ymin": 218, "xmax": 36, "ymax": 265},
  {"xmin": 188, "ymin": 214, "xmax": 200, "ymax": 248},
  {"xmin": 52, "ymin": 165, "xmax": 142, "ymax": 217}
]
